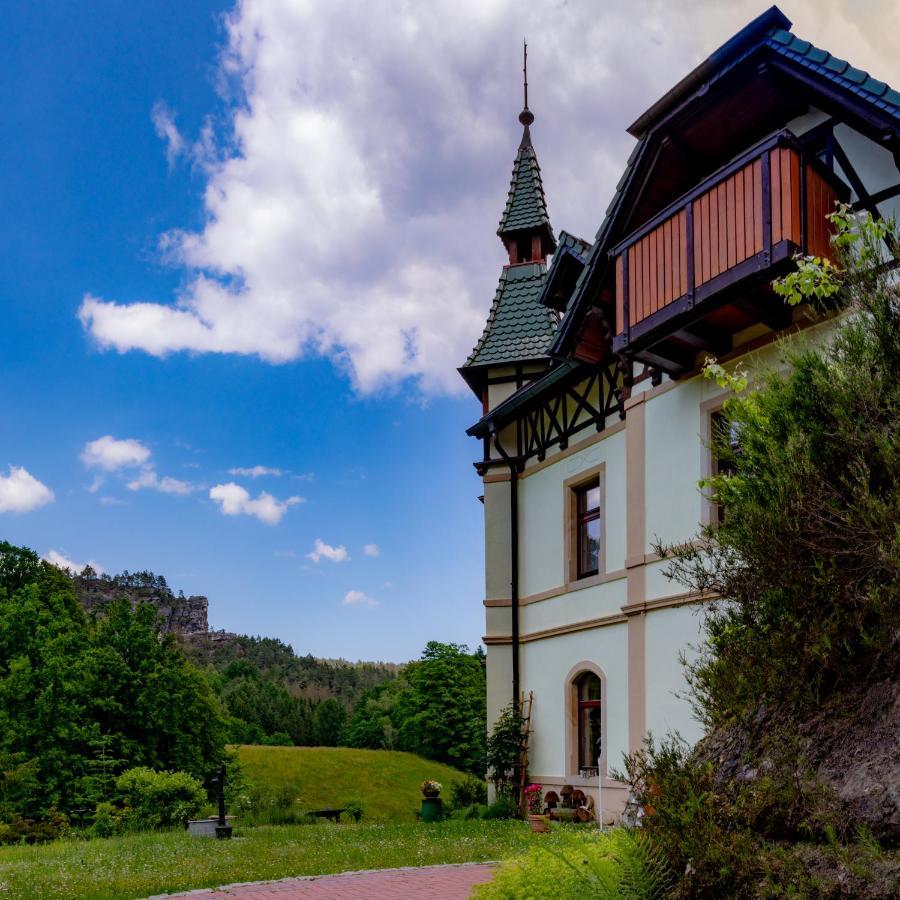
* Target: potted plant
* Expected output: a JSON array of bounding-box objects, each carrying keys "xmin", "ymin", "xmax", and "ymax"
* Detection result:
[
  {"xmin": 524, "ymin": 783, "xmax": 549, "ymax": 833},
  {"xmin": 421, "ymin": 780, "xmax": 442, "ymax": 799},
  {"xmin": 420, "ymin": 781, "xmax": 443, "ymax": 823}
]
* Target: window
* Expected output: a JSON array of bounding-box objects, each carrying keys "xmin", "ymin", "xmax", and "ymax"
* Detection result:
[
  {"xmin": 575, "ymin": 480, "xmax": 601, "ymax": 578},
  {"xmin": 576, "ymin": 672, "xmax": 602, "ymax": 774},
  {"xmin": 710, "ymin": 411, "xmax": 741, "ymax": 524},
  {"xmin": 516, "ymin": 235, "xmax": 532, "ymax": 264}
]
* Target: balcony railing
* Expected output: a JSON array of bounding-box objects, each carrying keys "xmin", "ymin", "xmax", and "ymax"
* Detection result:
[{"xmin": 609, "ymin": 130, "xmax": 848, "ymax": 365}]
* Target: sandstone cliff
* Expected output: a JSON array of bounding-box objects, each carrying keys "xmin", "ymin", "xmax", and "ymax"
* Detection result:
[{"xmin": 74, "ymin": 573, "xmax": 209, "ymax": 635}]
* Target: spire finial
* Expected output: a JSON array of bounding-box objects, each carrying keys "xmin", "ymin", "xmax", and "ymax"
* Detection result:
[{"xmin": 518, "ymin": 39, "xmax": 534, "ymax": 130}]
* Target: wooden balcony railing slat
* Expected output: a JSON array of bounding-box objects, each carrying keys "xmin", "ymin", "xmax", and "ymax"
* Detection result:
[{"xmin": 610, "ymin": 130, "xmax": 847, "ymax": 353}]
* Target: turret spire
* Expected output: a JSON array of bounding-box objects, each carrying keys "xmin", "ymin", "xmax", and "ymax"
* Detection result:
[{"xmin": 519, "ymin": 40, "xmax": 534, "ymax": 146}]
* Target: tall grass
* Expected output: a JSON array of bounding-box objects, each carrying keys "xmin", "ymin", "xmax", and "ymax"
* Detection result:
[{"xmin": 473, "ymin": 828, "xmax": 673, "ymax": 900}]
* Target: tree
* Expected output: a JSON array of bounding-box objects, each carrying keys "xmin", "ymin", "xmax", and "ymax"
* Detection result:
[
  {"xmin": 313, "ymin": 699, "xmax": 347, "ymax": 746},
  {"xmin": 395, "ymin": 642, "xmax": 486, "ymax": 775},
  {"xmin": 0, "ymin": 544, "xmax": 227, "ymax": 822},
  {"xmin": 345, "ymin": 679, "xmax": 406, "ymax": 750},
  {"xmin": 662, "ymin": 208, "xmax": 900, "ymax": 728}
]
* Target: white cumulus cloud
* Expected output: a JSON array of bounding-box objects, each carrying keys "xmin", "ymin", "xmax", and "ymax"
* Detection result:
[
  {"xmin": 78, "ymin": 1, "xmax": 900, "ymax": 396},
  {"xmin": 363, "ymin": 543, "xmax": 380, "ymax": 557},
  {"xmin": 44, "ymin": 550, "xmax": 104, "ymax": 575},
  {"xmin": 229, "ymin": 465, "xmax": 284, "ymax": 478},
  {"xmin": 81, "ymin": 436, "xmax": 151, "ymax": 471},
  {"xmin": 0, "ymin": 466, "xmax": 54, "ymax": 514},
  {"xmin": 210, "ymin": 482, "xmax": 303, "ymax": 525},
  {"xmin": 307, "ymin": 539, "xmax": 349, "ymax": 563},
  {"xmin": 127, "ymin": 469, "xmax": 196, "ymax": 495},
  {"xmin": 343, "ymin": 589, "xmax": 378, "ymax": 608}
]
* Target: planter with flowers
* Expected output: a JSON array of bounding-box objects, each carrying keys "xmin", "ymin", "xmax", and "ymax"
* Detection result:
[
  {"xmin": 420, "ymin": 780, "xmax": 443, "ymax": 822},
  {"xmin": 524, "ymin": 783, "xmax": 549, "ymax": 833}
]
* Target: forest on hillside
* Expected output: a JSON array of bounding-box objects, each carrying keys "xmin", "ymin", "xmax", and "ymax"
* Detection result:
[{"xmin": 0, "ymin": 545, "xmax": 487, "ymax": 840}]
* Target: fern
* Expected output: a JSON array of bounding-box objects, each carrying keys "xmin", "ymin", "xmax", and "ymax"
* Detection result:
[{"xmin": 474, "ymin": 828, "xmax": 673, "ymax": 900}]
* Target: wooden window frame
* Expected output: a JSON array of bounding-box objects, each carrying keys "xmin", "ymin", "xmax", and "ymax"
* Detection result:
[
  {"xmin": 576, "ymin": 674, "xmax": 603, "ymax": 774},
  {"xmin": 563, "ymin": 464, "xmax": 606, "ymax": 585},
  {"xmin": 564, "ymin": 662, "xmax": 608, "ymax": 779},
  {"xmin": 700, "ymin": 394, "xmax": 732, "ymax": 527}
]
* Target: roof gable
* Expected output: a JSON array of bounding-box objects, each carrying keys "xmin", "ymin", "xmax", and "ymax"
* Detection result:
[{"xmin": 550, "ymin": 5, "xmax": 900, "ymax": 360}]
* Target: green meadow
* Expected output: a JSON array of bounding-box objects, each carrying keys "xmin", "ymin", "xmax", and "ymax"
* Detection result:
[
  {"xmin": 0, "ymin": 820, "xmax": 542, "ymax": 899},
  {"xmin": 233, "ymin": 744, "xmax": 471, "ymax": 823}
]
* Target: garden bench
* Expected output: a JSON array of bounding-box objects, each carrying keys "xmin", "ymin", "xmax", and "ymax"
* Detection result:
[{"xmin": 307, "ymin": 807, "xmax": 346, "ymax": 823}]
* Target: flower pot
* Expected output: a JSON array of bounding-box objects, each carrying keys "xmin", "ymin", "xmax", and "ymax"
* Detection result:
[
  {"xmin": 421, "ymin": 797, "xmax": 443, "ymax": 822},
  {"xmin": 528, "ymin": 814, "xmax": 549, "ymax": 833},
  {"xmin": 422, "ymin": 790, "xmax": 440, "ymax": 799}
]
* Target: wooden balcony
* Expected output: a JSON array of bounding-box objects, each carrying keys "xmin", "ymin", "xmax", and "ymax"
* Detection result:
[{"xmin": 610, "ymin": 130, "xmax": 848, "ymax": 375}]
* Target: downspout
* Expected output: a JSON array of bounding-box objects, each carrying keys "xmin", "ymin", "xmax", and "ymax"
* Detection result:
[
  {"xmin": 491, "ymin": 429, "xmax": 521, "ymax": 707},
  {"xmin": 509, "ymin": 465, "xmax": 520, "ymax": 706}
]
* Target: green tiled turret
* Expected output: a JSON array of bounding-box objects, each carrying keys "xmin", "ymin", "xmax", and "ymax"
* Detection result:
[
  {"xmin": 497, "ymin": 127, "xmax": 556, "ymax": 248},
  {"xmin": 463, "ymin": 263, "xmax": 557, "ymax": 368},
  {"xmin": 460, "ymin": 92, "xmax": 558, "ymax": 387}
]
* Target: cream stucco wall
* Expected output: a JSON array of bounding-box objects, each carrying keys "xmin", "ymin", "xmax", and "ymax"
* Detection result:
[
  {"xmin": 644, "ymin": 605, "xmax": 706, "ymax": 746},
  {"xmin": 518, "ymin": 429, "xmax": 627, "ymax": 597},
  {"xmin": 483, "ymin": 480, "xmax": 510, "ymax": 604},
  {"xmin": 522, "ymin": 624, "xmax": 629, "ymax": 778}
]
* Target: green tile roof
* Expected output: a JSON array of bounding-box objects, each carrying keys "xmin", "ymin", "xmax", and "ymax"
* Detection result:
[
  {"xmin": 765, "ymin": 28, "xmax": 900, "ymax": 119},
  {"xmin": 555, "ymin": 230, "xmax": 592, "ymax": 258},
  {"xmin": 497, "ymin": 136, "xmax": 555, "ymax": 240},
  {"xmin": 463, "ymin": 263, "xmax": 556, "ymax": 368}
]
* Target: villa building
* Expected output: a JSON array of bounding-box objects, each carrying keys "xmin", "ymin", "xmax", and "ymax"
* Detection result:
[{"xmin": 460, "ymin": 6, "xmax": 900, "ymax": 819}]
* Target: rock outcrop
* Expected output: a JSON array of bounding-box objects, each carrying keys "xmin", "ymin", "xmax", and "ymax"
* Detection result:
[{"xmin": 74, "ymin": 575, "xmax": 209, "ymax": 635}]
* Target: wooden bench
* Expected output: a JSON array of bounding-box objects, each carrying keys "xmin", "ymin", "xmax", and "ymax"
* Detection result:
[{"xmin": 307, "ymin": 808, "xmax": 346, "ymax": 823}]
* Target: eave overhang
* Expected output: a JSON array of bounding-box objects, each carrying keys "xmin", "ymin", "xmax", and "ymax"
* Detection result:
[{"xmin": 466, "ymin": 359, "xmax": 582, "ymax": 438}]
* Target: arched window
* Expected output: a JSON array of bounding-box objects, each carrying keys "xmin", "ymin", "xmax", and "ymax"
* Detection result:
[{"xmin": 576, "ymin": 672, "xmax": 602, "ymax": 774}]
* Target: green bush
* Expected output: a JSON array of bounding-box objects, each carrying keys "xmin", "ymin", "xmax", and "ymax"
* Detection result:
[
  {"xmin": 115, "ymin": 767, "xmax": 206, "ymax": 830},
  {"xmin": 0, "ymin": 808, "xmax": 68, "ymax": 845},
  {"xmin": 482, "ymin": 797, "xmax": 519, "ymax": 820},
  {"xmin": 91, "ymin": 802, "xmax": 121, "ymax": 838},
  {"xmin": 473, "ymin": 829, "xmax": 673, "ymax": 899},
  {"xmin": 343, "ymin": 799, "xmax": 364, "ymax": 822},
  {"xmin": 449, "ymin": 775, "xmax": 488, "ymax": 808}
]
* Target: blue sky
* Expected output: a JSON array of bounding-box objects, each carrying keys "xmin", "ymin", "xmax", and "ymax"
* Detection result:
[{"xmin": 2, "ymin": 1, "xmax": 895, "ymax": 660}]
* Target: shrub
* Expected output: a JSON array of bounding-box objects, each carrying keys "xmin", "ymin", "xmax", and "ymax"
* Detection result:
[
  {"xmin": 485, "ymin": 701, "xmax": 526, "ymax": 800},
  {"xmin": 0, "ymin": 808, "xmax": 68, "ymax": 845},
  {"xmin": 482, "ymin": 797, "xmax": 520, "ymax": 820},
  {"xmin": 343, "ymin": 799, "xmax": 363, "ymax": 822},
  {"xmin": 449, "ymin": 775, "xmax": 488, "ymax": 808},
  {"xmin": 115, "ymin": 767, "xmax": 206, "ymax": 830},
  {"xmin": 91, "ymin": 802, "xmax": 121, "ymax": 838},
  {"xmin": 473, "ymin": 829, "xmax": 673, "ymax": 899}
]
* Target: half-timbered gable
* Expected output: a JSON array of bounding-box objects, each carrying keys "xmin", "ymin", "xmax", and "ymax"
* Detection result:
[{"xmin": 462, "ymin": 7, "xmax": 900, "ymax": 821}]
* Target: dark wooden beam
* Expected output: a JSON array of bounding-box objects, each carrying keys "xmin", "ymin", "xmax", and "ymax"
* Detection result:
[
  {"xmin": 671, "ymin": 323, "xmax": 731, "ymax": 354},
  {"xmin": 635, "ymin": 346, "xmax": 693, "ymax": 376},
  {"xmin": 733, "ymin": 296, "xmax": 792, "ymax": 333}
]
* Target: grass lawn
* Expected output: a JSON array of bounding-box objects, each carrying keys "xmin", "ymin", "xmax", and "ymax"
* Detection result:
[
  {"xmin": 234, "ymin": 744, "xmax": 470, "ymax": 823},
  {"xmin": 0, "ymin": 820, "xmax": 545, "ymax": 900}
]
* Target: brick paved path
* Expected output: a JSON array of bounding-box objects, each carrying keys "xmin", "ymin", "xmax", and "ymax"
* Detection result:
[{"xmin": 159, "ymin": 862, "xmax": 496, "ymax": 899}]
